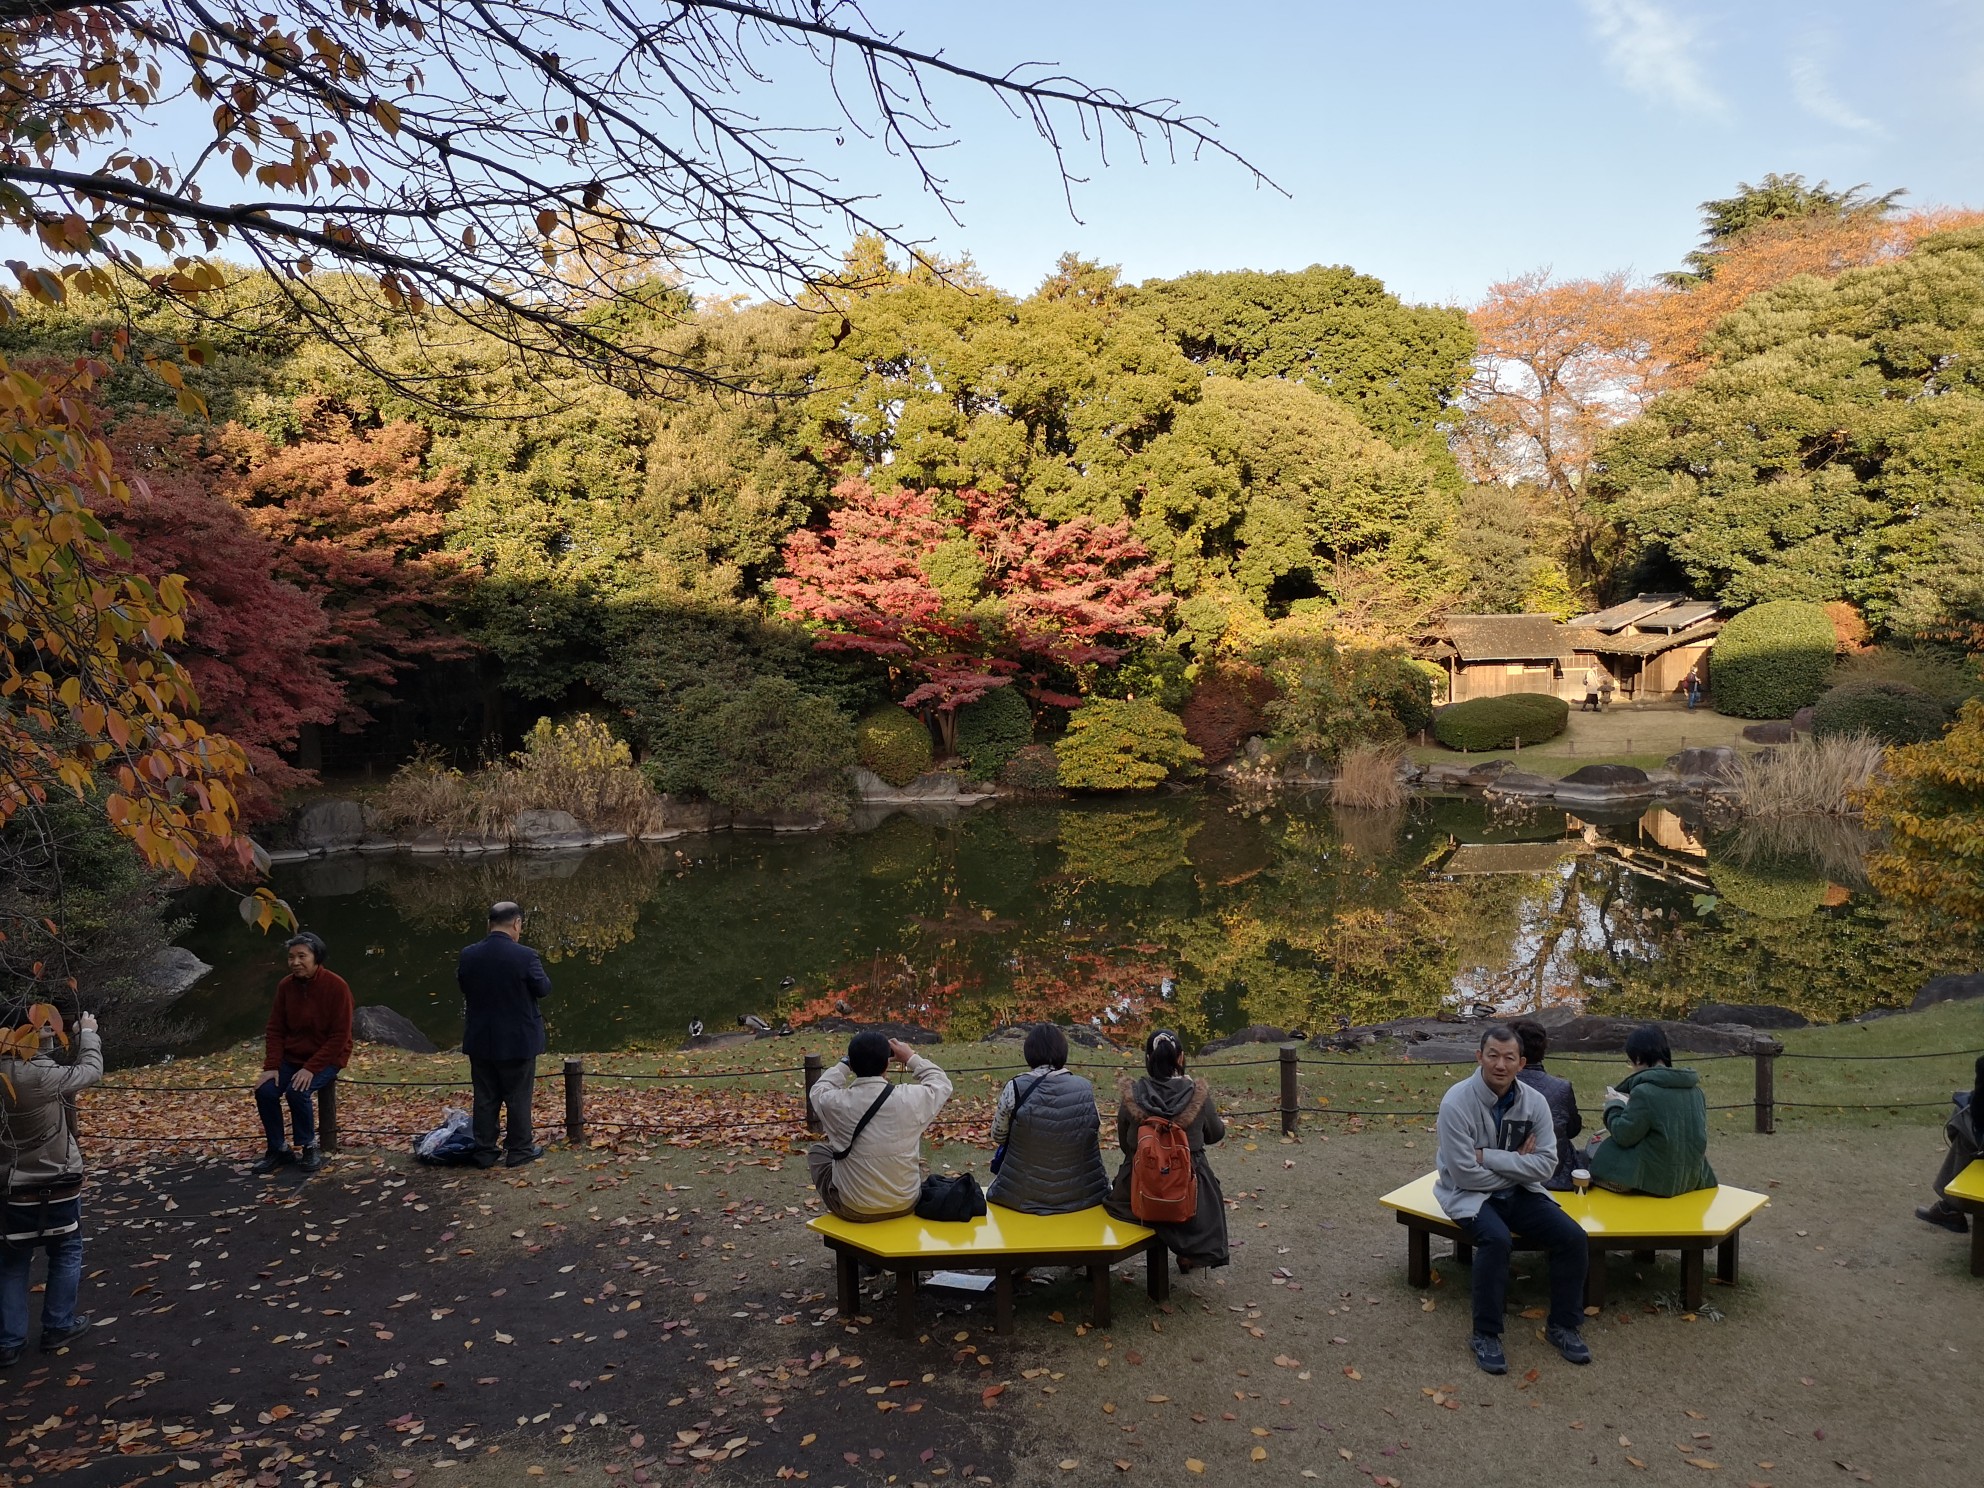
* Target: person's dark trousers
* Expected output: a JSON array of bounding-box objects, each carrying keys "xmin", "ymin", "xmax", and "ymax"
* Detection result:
[
  {"xmin": 254, "ymin": 1063, "xmax": 340, "ymax": 1151},
  {"xmin": 1454, "ymin": 1187, "xmax": 1589, "ymax": 1337},
  {"xmin": 470, "ymin": 1056, "xmax": 537, "ymax": 1166}
]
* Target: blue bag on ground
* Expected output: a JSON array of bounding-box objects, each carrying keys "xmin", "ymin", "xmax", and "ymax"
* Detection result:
[{"xmin": 413, "ymin": 1107, "xmax": 476, "ymax": 1166}]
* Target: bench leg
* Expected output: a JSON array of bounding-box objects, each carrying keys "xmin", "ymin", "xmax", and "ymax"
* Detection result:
[
  {"xmin": 1146, "ymin": 1239, "xmax": 1171, "ymax": 1304},
  {"xmin": 1583, "ymin": 1244, "xmax": 1605, "ymax": 1311},
  {"xmin": 833, "ymin": 1248, "xmax": 859, "ymax": 1320},
  {"xmin": 1453, "ymin": 1240, "xmax": 1473, "ymax": 1267},
  {"xmin": 895, "ymin": 1265, "xmax": 917, "ymax": 1337},
  {"xmin": 1970, "ymin": 1218, "xmax": 1984, "ymax": 1279},
  {"xmin": 1717, "ymin": 1230, "xmax": 1740, "ymax": 1287},
  {"xmin": 994, "ymin": 1269, "xmax": 1016, "ymax": 1335},
  {"xmin": 1407, "ymin": 1227, "xmax": 1430, "ymax": 1288},
  {"xmin": 1089, "ymin": 1263, "xmax": 1112, "ymax": 1330},
  {"xmin": 1681, "ymin": 1248, "xmax": 1704, "ymax": 1312}
]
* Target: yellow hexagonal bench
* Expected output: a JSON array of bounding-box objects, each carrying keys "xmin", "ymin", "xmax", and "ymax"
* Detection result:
[
  {"xmin": 808, "ymin": 1203, "xmax": 1163, "ymax": 1336},
  {"xmin": 1945, "ymin": 1159, "xmax": 1984, "ymax": 1276},
  {"xmin": 1380, "ymin": 1172, "xmax": 1769, "ymax": 1311}
]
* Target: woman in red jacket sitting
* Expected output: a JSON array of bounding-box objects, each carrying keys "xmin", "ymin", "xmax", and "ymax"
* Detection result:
[{"xmin": 252, "ymin": 932, "xmax": 353, "ymax": 1174}]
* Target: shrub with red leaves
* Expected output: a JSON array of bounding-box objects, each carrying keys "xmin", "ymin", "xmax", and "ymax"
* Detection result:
[{"xmin": 1180, "ymin": 659, "xmax": 1276, "ymax": 765}]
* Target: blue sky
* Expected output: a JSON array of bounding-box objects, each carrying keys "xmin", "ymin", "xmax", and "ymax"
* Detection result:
[{"xmin": 814, "ymin": 0, "xmax": 1984, "ymax": 306}]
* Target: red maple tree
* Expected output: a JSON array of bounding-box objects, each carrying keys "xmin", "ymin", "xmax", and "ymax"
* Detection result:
[
  {"xmin": 105, "ymin": 416, "xmax": 344, "ymax": 808},
  {"xmin": 221, "ymin": 399, "xmax": 474, "ymax": 728},
  {"xmin": 775, "ymin": 479, "xmax": 1168, "ymax": 738}
]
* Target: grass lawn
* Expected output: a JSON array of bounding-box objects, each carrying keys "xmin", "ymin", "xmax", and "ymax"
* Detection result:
[{"xmin": 1408, "ymin": 704, "xmax": 1760, "ymax": 776}]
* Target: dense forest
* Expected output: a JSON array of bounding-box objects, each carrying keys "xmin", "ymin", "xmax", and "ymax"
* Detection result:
[{"xmin": 8, "ymin": 177, "xmax": 1981, "ymax": 830}]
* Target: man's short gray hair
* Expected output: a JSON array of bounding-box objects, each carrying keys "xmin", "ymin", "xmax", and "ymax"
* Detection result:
[
  {"xmin": 1478, "ymin": 1022, "xmax": 1520, "ymax": 1051},
  {"xmin": 488, "ymin": 901, "xmax": 523, "ymax": 926}
]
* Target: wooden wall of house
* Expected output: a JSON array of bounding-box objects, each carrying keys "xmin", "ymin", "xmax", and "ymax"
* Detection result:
[
  {"xmin": 1643, "ymin": 641, "xmax": 1714, "ymax": 700},
  {"xmin": 1450, "ymin": 661, "xmax": 1569, "ymax": 703}
]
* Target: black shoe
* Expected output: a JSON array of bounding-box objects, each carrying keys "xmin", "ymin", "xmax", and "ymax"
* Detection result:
[
  {"xmin": 250, "ymin": 1148, "xmax": 297, "ymax": 1175},
  {"xmin": 1469, "ymin": 1333, "xmax": 1507, "ymax": 1375},
  {"xmin": 41, "ymin": 1316, "xmax": 91, "ymax": 1353},
  {"xmin": 505, "ymin": 1145, "xmax": 546, "ymax": 1168},
  {"xmin": 1546, "ymin": 1324, "xmax": 1591, "ymax": 1365},
  {"xmin": 0, "ymin": 1345, "xmax": 19, "ymax": 1368},
  {"xmin": 1917, "ymin": 1203, "xmax": 1969, "ymax": 1234},
  {"xmin": 298, "ymin": 1145, "xmax": 323, "ymax": 1173}
]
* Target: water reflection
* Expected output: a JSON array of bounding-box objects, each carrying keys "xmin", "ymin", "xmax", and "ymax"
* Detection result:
[{"xmin": 173, "ymin": 796, "xmax": 1975, "ymax": 1057}]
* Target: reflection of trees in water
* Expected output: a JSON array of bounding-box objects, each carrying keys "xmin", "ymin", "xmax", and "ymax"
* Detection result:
[
  {"xmin": 1714, "ymin": 816, "xmax": 1876, "ymax": 892},
  {"xmin": 1455, "ymin": 857, "xmax": 1674, "ymax": 1015},
  {"xmin": 1058, "ymin": 809, "xmax": 1198, "ymax": 888},
  {"xmin": 378, "ymin": 847, "xmax": 673, "ymax": 963}
]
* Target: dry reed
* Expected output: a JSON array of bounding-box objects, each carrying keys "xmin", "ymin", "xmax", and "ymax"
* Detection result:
[
  {"xmin": 1330, "ymin": 742, "xmax": 1408, "ymax": 809},
  {"xmin": 375, "ymin": 718, "xmax": 667, "ymax": 842},
  {"xmin": 1726, "ymin": 732, "xmax": 1885, "ymax": 818}
]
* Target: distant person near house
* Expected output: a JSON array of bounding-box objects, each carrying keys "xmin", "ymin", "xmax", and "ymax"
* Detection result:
[
  {"xmin": 457, "ymin": 902, "xmax": 554, "ymax": 1169},
  {"xmin": 252, "ymin": 932, "xmax": 353, "ymax": 1174},
  {"xmin": 1580, "ymin": 668, "xmax": 1601, "ymax": 712},
  {"xmin": 1686, "ymin": 669, "xmax": 1703, "ymax": 710}
]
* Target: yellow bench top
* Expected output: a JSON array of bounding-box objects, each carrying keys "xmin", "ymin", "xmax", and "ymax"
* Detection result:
[
  {"xmin": 808, "ymin": 1203, "xmax": 1154, "ymax": 1260},
  {"xmin": 1947, "ymin": 1160, "xmax": 1984, "ymax": 1206},
  {"xmin": 1379, "ymin": 1171, "xmax": 1768, "ymax": 1240}
]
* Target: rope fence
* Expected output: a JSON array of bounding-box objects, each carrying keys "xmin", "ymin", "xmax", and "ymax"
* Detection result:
[{"xmin": 77, "ymin": 1036, "xmax": 1979, "ymax": 1156}]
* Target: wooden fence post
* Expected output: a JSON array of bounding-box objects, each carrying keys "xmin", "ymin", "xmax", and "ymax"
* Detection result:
[
  {"xmin": 804, "ymin": 1053, "xmax": 823, "ymax": 1133},
  {"xmin": 316, "ymin": 1080, "xmax": 339, "ymax": 1153},
  {"xmin": 1753, "ymin": 1048, "xmax": 1776, "ymax": 1135},
  {"xmin": 1279, "ymin": 1045, "xmax": 1300, "ymax": 1137},
  {"xmin": 564, "ymin": 1057, "xmax": 585, "ymax": 1145}
]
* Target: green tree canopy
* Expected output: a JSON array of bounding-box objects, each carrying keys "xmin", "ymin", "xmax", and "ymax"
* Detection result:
[{"xmin": 1593, "ymin": 228, "xmax": 1984, "ymax": 635}]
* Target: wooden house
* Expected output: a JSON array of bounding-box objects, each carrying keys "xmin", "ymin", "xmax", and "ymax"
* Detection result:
[
  {"xmin": 1423, "ymin": 596, "xmax": 1722, "ymax": 706},
  {"xmin": 1566, "ymin": 594, "xmax": 1722, "ymax": 703},
  {"xmin": 1422, "ymin": 614, "xmax": 1583, "ymax": 704}
]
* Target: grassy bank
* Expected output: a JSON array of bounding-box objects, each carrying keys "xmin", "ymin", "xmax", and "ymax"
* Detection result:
[{"xmin": 1407, "ymin": 704, "xmax": 1760, "ymax": 776}]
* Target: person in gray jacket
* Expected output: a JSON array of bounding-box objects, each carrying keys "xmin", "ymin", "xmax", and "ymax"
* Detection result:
[
  {"xmin": 986, "ymin": 1024, "xmax": 1108, "ymax": 1215},
  {"xmin": 0, "ymin": 1011, "xmax": 102, "ymax": 1364},
  {"xmin": 1434, "ymin": 1024, "xmax": 1590, "ymax": 1376}
]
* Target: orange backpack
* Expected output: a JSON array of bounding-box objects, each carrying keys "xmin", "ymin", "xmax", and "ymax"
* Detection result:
[{"xmin": 1127, "ymin": 1081, "xmax": 1206, "ymax": 1224}]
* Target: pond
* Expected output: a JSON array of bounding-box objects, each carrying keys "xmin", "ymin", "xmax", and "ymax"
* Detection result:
[{"xmin": 173, "ymin": 795, "xmax": 1975, "ymax": 1056}]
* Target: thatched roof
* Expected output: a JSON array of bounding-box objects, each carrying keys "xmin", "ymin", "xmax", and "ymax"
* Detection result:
[{"xmin": 1439, "ymin": 614, "xmax": 1576, "ymax": 663}]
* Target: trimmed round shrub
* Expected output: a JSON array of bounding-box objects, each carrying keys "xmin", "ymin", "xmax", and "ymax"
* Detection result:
[
  {"xmin": 1810, "ymin": 680, "xmax": 1951, "ymax": 746},
  {"xmin": 1431, "ymin": 693, "xmax": 1569, "ymax": 752},
  {"xmin": 1179, "ymin": 660, "xmax": 1275, "ymax": 765},
  {"xmin": 1055, "ymin": 700, "xmax": 1203, "ymax": 792},
  {"xmin": 855, "ymin": 705, "xmax": 933, "ymax": 786},
  {"xmin": 955, "ymin": 686, "xmax": 1033, "ymax": 780},
  {"xmin": 998, "ymin": 743, "xmax": 1061, "ymax": 792},
  {"xmin": 1710, "ymin": 601, "xmax": 1837, "ymax": 719}
]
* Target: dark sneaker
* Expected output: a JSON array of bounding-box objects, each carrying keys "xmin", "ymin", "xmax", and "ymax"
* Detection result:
[
  {"xmin": 1546, "ymin": 1324, "xmax": 1592, "ymax": 1365},
  {"xmin": 1916, "ymin": 1203, "xmax": 1969, "ymax": 1234},
  {"xmin": 1469, "ymin": 1333, "xmax": 1507, "ymax": 1375},
  {"xmin": 250, "ymin": 1148, "xmax": 296, "ymax": 1175},
  {"xmin": 0, "ymin": 1345, "xmax": 20, "ymax": 1368},
  {"xmin": 298, "ymin": 1145, "xmax": 323, "ymax": 1173},
  {"xmin": 505, "ymin": 1144, "xmax": 546, "ymax": 1168},
  {"xmin": 41, "ymin": 1315, "xmax": 91, "ymax": 1353}
]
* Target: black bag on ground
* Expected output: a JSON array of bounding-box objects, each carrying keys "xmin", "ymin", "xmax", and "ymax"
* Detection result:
[{"xmin": 915, "ymin": 1172, "xmax": 987, "ymax": 1223}]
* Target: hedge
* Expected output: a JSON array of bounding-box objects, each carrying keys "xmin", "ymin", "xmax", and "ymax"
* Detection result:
[
  {"xmin": 855, "ymin": 705, "xmax": 933, "ymax": 786},
  {"xmin": 1431, "ymin": 693, "xmax": 1569, "ymax": 752},
  {"xmin": 956, "ymin": 686, "xmax": 1033, "ymax": 780},
  {"xmin": 1710, "ymin": 601, "xmax": 1837, "ymax": 719},
  {"xmin": 1810, "ymin": 680, "xmax": 1951, "ymax": 746}
]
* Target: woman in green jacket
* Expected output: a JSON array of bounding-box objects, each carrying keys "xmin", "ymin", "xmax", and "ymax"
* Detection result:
[{"xmin": 1586, "ymin": 1026, "xmax": 1717, "ymax": 1197}]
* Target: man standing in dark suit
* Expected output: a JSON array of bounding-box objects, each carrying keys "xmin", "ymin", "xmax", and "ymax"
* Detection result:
[{"xmin": 457, "ymin": 902, "xmax": 553, "ymax": 1169}]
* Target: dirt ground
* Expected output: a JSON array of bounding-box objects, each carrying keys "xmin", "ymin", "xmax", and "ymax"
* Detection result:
[{"xmin": 8, "ymin": 1114, "xmax": 1979, "ymax": 1488}]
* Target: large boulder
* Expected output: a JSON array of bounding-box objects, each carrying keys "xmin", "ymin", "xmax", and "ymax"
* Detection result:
[
  {"xmin": 1483, "ymin": 770, "xmax": 1561, "ymax": 798},
  {"xmin": 1668, "ymin": 745, "xmax": 1740, "ymax": 781},
  {"xmin": 805, "ymin": 1018, "xmax": 942, "ymax": 1044},
  {"xmin": 1742, "ymin": 721, "xmax": 1795, "ymax": 744},
  {"xmin": 1559, "ymin": 763, "xmax": 1650, "ymax": 787},
  {"xmin": 1200, "ymin": 1025, "xmax": 1302, "ymax": 1054},
  {"xmin": 1912, "ymin": 974, "xmax": 1984, "ymax": 1011},
  {"xmin": 138, "ymin": 946, "xmax": 212, "ymax": 1001},
  {"xmin": 294, "ymin": 799, "xmax": 377, "ymax": 849},
  {"xmin": 1548, "ymin": 1015, "xmax": 1780, "ymax": 1056},
  {"xmin": 1688, "ymin": 1002, "xmax": 1809, "ymax": 1030},
  {"xmin": 983, "ymin": 1021, "xmax": 1121, "ymax": 1050},
  {"xmin": 851, "ymin": 768, "xmax": 964, "ymax": 802},
  {"xmin": 352, "ymin": 1004, "xmax": 439, "ymax": 1053},
  {"xmin": 1790, "ymin": 705, "xmax": 1817, "ymax": 734},
  {"xmin": 513, "ymin": 808, "xmax": 592, "ymax": 849}
]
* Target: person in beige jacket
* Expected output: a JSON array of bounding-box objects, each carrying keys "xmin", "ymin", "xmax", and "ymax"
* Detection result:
[
  {"xmin": 1, "ymin": 1011, "xmax": 102, "ymax": 1364},
  {"xmin": 806, "ymin": 1031, "xmax": 952, "ymax": 1220}
]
